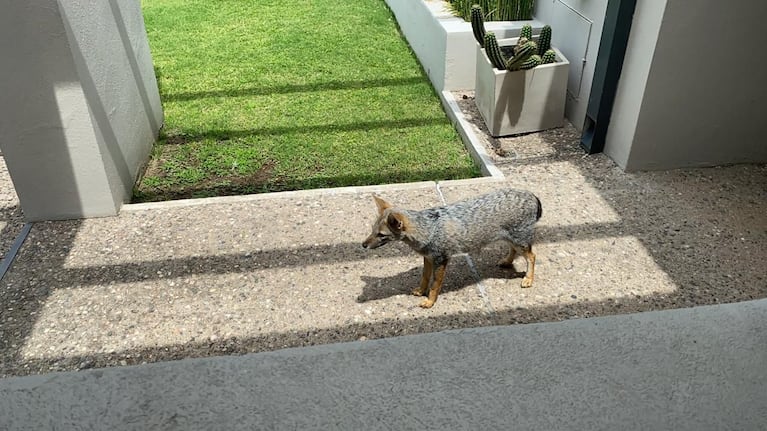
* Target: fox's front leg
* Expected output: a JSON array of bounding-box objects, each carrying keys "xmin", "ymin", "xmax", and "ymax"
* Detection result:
[
  {"xmin": 420, "ymin": 259, "xmax": 448, "ymax": 308},
  {"xmin": 412, "ymin": 256, "xmax": 432, "ymax": 297}
]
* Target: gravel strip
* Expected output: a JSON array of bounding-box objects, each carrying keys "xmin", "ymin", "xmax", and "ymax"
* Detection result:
[{"xmin": 0, "ymin": 157, "xmax": 25, "ymax": 264}]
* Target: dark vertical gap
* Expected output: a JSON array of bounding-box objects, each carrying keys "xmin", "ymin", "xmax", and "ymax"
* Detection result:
[{"xmin": 580, "ymin": 0, "xmax": 638, "ymax": 154}]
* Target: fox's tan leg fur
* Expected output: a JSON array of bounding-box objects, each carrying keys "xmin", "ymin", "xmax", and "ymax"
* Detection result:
[
  {"xmin": 521, "ymin": 249, "xmax": 536, "ymax": 288},
  {"xmin": 499, "ymin": 246, "xmax": 517, "ymax": 268},
  {"xmin": 420, "ymin": 262, "xmax": 448, "ymax": 308},
  {"xmin": 413, "ymin": 257, "xmax": 432, "ymax": 297}
]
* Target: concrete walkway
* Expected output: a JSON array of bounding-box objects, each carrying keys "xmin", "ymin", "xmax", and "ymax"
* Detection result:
[{"xmin": 1, "ymin": 299, "xmax": 766, "ymax": 430}]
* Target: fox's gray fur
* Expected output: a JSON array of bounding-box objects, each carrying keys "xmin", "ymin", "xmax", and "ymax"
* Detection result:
[{"xmin": 362, "ymin": 188, "xmax": 542, "ymax": 308}]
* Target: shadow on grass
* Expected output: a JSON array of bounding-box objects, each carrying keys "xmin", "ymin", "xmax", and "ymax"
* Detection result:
[
  {"xmin": 162, "ymin": 77, "xmax": 428, "ymax": 102},
  {"xmin": 160, "ymin": 116, "xmax": 452, "ymax": 144},
  {"xmin": 133, "ymin": 166, "xmax": 479, "ymax": 203},
  {"xmin": 134, "ymin": 110, "xmax": 481, "ymax": 202}
]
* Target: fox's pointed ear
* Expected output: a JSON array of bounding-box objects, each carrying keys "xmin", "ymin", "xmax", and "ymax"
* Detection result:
[
  {"xmin": 387, "ymin": 211, "xmax": 408, "ymax": 233},
  {"xmin": 373, "ymin": 194, "xmax": 392, "ymax": 215}
]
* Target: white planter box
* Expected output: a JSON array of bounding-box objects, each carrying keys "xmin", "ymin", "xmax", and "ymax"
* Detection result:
[
  {"xmin": 385, "ymin": 0, "xmax": 542, "ymax": 91},
  {"xmin": 475, "ymin": 38, "xmax": 569, "ymax": 136}
]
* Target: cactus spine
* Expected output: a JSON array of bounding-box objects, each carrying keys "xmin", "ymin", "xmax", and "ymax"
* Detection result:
[
  {"xmin": 520, "ymin": 24, "xmax": 533, "ymax": 41},
  {"xmin": 484, "ymin": 32, "xmax": 507, "ymax": 70},
  {"xmin": 477, "ymin": 12, "xmax": 557, "ymax": 72},
  {"xmin": 537, "ymin": 25, "xmax": 552, "ymax": 55},
  {"xmin": 541, "ymin": 49, "xmax": 557, "ymax": 64},
  {"xmin": 514, "ymin": 36, "xmax": 529, "ymax": 55},
  {"xmin": 520, "ymin": 54, "xmax": 542, "ymax": 70},
  {"xmin": 506, "ymin": 40, "xmax": 537, "ymax": 71},
  {"xmin": 470, "ymin": 5, "xmax": 486, "ymax": 47}
]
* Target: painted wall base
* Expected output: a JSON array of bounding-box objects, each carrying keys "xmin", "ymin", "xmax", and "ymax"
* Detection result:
[{"xmin": 475, "ymin": 39, "xmax": 569, "ymax": 137}]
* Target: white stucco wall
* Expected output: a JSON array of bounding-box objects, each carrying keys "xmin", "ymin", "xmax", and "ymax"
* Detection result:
[
  {"xmin": 626, "ymin": 0, "xmax": 767, "ymax": 170},
  {"xmin": 602, "ymin": 0, "xmax": 667, "ymax": 168},
  {"xmin": 0, "ymin": 0, "xmax": 162, "ymax": 221},
  {"xmin": 606, "ymin": 0, "xmax": 767, "ymax": 170}
]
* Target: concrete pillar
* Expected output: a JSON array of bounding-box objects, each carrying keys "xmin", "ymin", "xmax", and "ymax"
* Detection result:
[{"xmin": 0, "ymin": 0, "xmax": 162, "ymax": 221}]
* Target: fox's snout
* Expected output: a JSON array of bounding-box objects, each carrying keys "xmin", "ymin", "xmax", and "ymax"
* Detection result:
[
  {"xmin": 362, "ymin": 234, "xmax": 387, "ymax": 249},
  {"xmin": 363, "ymin": 195, "xmax": 404, "ymax": 250},
  {"xmin": 362, "ymin": 237, "xmax": 373, "ymax": 249}
]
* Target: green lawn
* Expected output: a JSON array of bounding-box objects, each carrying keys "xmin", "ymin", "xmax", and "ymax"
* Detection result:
[{"xmin": 134, "ymin": 0, "xmax": 480, "ymax": 202}]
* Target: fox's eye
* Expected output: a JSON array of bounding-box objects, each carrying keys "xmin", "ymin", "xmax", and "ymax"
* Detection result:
[{"xmin": 376, "ymin": 233, "xmax": 386, "ymax": 237}]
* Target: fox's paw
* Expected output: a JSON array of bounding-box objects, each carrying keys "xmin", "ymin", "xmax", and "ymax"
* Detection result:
[
  {"xmin": 521, "ymin": 277, "xmax": 534, "ymax": 288},
  {"xmin": 418, "ymin": 299, "xmax": 435, "ymax": 308},
  {"xmin": 411, "ymin": 288, "xmax": 426, "ymax": 297}
]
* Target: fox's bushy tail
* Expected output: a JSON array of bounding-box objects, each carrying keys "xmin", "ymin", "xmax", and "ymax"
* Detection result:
[{"xmin": 535, "ymin": 195, "xmax": 542, "ymax": 220}]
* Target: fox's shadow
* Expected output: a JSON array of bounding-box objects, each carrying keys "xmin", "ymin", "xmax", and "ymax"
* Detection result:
[
  {"xmin": 356, "ymin": 256, "xmax": 527, "ymax": 303},
  {"xmin": 357, "ymin": 266, "xmax": 422, "ymax": 302}
]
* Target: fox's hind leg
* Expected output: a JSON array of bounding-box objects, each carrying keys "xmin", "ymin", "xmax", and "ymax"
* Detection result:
[
  {"xmin": 520, "ymin": 247, "xmax": 536, "ymax": 288},
  {"xmin": 498, "ymin": 245, "xmax": 517, "ymax": 269},
  {"xmin": 412, "ymin": 256, "xmax": 432, "ymax": 297}
]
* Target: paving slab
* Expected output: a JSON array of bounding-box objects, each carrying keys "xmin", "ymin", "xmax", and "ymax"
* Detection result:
[
  {"xmin": 1, "ymin": 299, "xmax": 765, "ymax": 430},
  {"xmin": 0, "ymin": 183, "xmax": 495, "ymax": 377}
]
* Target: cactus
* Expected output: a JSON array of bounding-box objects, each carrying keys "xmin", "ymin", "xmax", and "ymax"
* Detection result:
[
  {"xmin": 520, "ymin": 24, "xmax": 533, "ymax": 41},
  {"xmin": 471, "ymin": 7, "xmax": 557, "ymax": 73},
  {"xmin": 470, "ymin": 5, "xmax": 486, "ymax": 47},
  {"xmin": 505, "ymin": 41, "xmax": 537, "ymax": 71},
  {"xmin": 541, "ymin": 49, "xmax": 557, "ymax": 64},
  {"xmin": 538, "ymin": 25, "xmax": 552, "ymax": 55},
  {"xmin": 484, "ymin": 32, "xmax": 507, "ymax": 70},
  {"xmin": 448, "ymin": 0, "xmax": 534, "ymax": 21},
  {"xmin": 520, "ymin": 54, "xmax": 542, "ymax": 70},
  {"xmin": 514, "ymin": 36, "xmax": 529, "ymax": 54}
]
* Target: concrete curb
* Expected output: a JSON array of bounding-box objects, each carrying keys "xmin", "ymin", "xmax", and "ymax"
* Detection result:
[
  {"xmin": 123, "ymin": 181, "xmax": 440, "ymax": 211},
  {"xmin": 440, "ymin": 90, "xmax": 505, "ymax": 179}
]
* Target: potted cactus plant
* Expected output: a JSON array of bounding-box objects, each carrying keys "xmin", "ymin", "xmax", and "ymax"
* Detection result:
[{"xmin": 472, "ymin": 5, "xmax": 569, "ymax": 136}]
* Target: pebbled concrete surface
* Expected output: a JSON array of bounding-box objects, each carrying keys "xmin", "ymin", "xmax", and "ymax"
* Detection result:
[
  {"xmin": 0, "ymin": 156, "xmax": 24, "ymax": 262},
  {"xmin": 0, "ymin": 183, "xmax": 496, "ymax": 376},
  {"xmin": 1, "ymin": 299, "xmax": 765, "ymax": 430}
]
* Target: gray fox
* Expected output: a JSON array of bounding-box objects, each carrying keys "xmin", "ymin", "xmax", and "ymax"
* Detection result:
[{"xmin": 362, "ymin": 188, "xmax": 542, "ymax": 308}]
